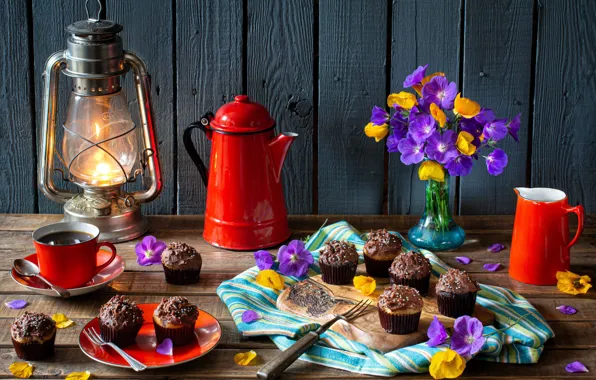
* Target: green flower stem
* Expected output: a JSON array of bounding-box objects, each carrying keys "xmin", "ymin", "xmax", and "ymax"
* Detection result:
[{"xmin": 425, "ymin": 176, "xmax": 451, "ymax": 232}]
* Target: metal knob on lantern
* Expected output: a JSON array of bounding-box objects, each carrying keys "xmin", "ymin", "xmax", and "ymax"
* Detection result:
[{"xmin": 38, "ymin": 1, "xmax": 162, "ymax": 242}]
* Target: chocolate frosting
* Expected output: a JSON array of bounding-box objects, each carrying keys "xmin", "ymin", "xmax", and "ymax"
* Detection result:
[
  {"xmin": 99, "ymin": 295, "xmax": 144, "ymax": 329},
  {"xmin": 11, "ymin": 312, "xmax": 56, "ymax": 341},
  {"xmin": 378, "ymin": 285, "xmax": 423, "ymax": 312},
  {"xmin": 319, "ymin": 241, "xmax": 359, "ymax": 266},
  {"xmin": 389, "ymin": 251, "xmax": 431, "ymax": 279},
  {"xmin": 435, "ymin": 269, "xmax": 480, "ymax": 294},
  {"xmin": 363, "ymin": 229, "xmax": 402, "ymax": 259},
  {"xmin": 153, "ymin": 296, "xmax": 199, "ymax": 326},
  {"xmin": 161, "ymin": 242, "xmax": 202, "ymax": 269}
]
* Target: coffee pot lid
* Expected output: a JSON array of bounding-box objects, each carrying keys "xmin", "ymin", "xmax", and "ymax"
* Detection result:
[{"xmin": 210, "ymin": 95, "xmax": 275, "ymax": 133}]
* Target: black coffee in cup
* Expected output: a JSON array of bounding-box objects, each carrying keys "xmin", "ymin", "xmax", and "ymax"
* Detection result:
[{"xmin": 38, "ymin": 231, "xmax": 94, "ymax": 245}]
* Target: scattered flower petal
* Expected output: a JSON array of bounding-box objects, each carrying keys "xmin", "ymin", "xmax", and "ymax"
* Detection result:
[
  {"xmin": 65, "ymin": 371, "xmax": 92, "ymax": 380},
  {"xmin": 241, "ymin": 310, "xmax": 261, "ymax": 323},
  {"xmin": 254, "ymin": 250, "xmax": 274, "ymax": 270},
  {"xmin": 556, "ymin": 305, "xmax": 578, "ymax": 315},
  {"xmin": 487, "ymin": 243, "xmax": 505, "ymax": 253},
  {"xmin": 353, "ymin": 276, "xmax": 376, "ymax": 296},
  {"xmin": 9, "ymin": 362, "xmax": 33, "ymax": 379},
  {"xmin": 234, "ymin": 350, "xmax": 257, "ymax": 366},
  {"xmin": 455, "ymin": 256, "xmax": 472, "ymax": 265},
  {"xmin": 566, "ymin": 361, "xmax": 589, "ymax": 373},
  {"xmin": 483, "ymin": 263, "xmax": 502, "ymax": 272},
  {"xmin": 135, "ymin": 235, "xmax": 167, "ymax": 266},
  {"xmin": 255, "ymin": 269, "xmax": 284, "ymax": 290},
  {"xmin": 52, "ymin": 313, "xmax": 75, "ymax": 329},
  {"xmin": 156, "ymin": 338, "xmax": 173, "ymax": 355},
  {"xmin": 5, "ymin": 300, "xmax": 27, "ymax": 309},
  {"xmin": 277, "ymin": 240, "xmax": 314, "ymax": 278},
  {"xmin": 450, "ymin": 315, "xmax": 485, "ymax": 356},
  {"xmin": 429, "ymin": 348, "xmax": 466, "ymax": 379},
  {"xmin": 427, "ymin": 316, "xmax": 449, "ymax": 347},
  {"xmin": 557, "ymin": 271, "xmax": 592, "ymax": 295}
]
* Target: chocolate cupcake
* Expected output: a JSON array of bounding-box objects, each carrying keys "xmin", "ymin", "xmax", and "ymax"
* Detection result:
[
  {"xmin": 377, "ymin": 285, "xmax": 423, "ymax": 334},
  {"xmin": 363, "ymin": 229, "xmax": 402, "ymax": 277},
  {"xmin": 99, "ymin": 295, "xmax": 144, "ymax": 347},
  {"xmin": 153, "ymin": 296, "xmax": 199, "ymax": 346},
  {"xmin": 318, "ymin": 241, "xmax": 359, "ymax": 285},
  {"xmin": 436, "ymin": 269, "xmax": 480, "ymax": 318},
  {"xmin": 389, "ymin": 251, "xmax": 432, "ymax": 294},
  {"xmin": 11, "ymin": 312, "xmax": 56, "ymax": 360},
  {"xmin": 161, "ymin": 242, "xmax": 202, "ymax": 285}
]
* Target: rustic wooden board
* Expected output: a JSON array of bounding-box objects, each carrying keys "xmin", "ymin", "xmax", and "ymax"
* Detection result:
[
  {"xmin": 106, "ymin": 0, "xmax": 175, "ymax": 215},
  {"xmin": 388, "ymin": 0, "xmax": 461, "ymax": 215},
  {"xmin": 176, "ymin": 0, "xmax": 243, "ymax": 215},
  {"xmin": 532, "ymin": 0, "xmax": 596, "ymax": 211},
  {"xmin": 317, "ymin": 0, "xmax": 387, "ymax": 214},
  {"xmin": 247, "ymin": 0, "xmax": 314, "ymax": 214},
  {"xmin": 459, "ymin": 0, "xmax": 534, "ymax": 215}
]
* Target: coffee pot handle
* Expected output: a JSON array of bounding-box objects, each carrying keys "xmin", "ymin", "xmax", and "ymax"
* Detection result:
[
  {"xmin": 564, "ymin": 204, "xmax": 584, "ymax": 249},
  {"xmin": 183, "ymin": 112, "xmax": 213, "ymax": 187}
]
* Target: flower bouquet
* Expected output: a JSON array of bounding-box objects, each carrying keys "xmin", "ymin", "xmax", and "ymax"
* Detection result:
[{"xmin": 365, "ymin": 65, "xmax": 520, "ymax": 250}]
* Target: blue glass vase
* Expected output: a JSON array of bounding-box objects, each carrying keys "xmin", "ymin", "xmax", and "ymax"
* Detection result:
[{"xmin": 408, "ymin": 174, "xmax": 465, "ymax": 251}]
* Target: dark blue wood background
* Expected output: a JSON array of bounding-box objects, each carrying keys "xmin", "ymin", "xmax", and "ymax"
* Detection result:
[{"xmin": 1, "ymin": 0, "xmax": 594, "ymax": 215}]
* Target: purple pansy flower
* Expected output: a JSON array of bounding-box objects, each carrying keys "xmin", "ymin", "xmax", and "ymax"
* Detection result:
[
  {"xmin": 456, "ymin": 256, "xmax": 472, "ymax": 265},
  {"xmin": 5, "ymin": 300, "xmax": 27, "ymax": 309},
  {"xmin": 156, "ymin": 338, "xmax": 173, "ymax": 355},
  {"xmin": 508, "ymin": 114, "xmax": 521, "ymax": 142},
  {"xmin": 422, "ymin": 76, "xmax": 458, "ymax": 110},
  {"xmin": 403, "ymin": 64, "xmax": 428, "ymax": 88},
  {"xmin": 486, "ymin": 149, "xmax": 508, "ymax": 176},
  {"xmin": 445, "ymin": 155, "xmax": 473, "ymax": 176},
  {"xmin": 409, "ymin": 114, "xmax": 436, "ymax": 143},
  {"xmin": 370, "ymin": 106, "xmax": 389, "ymax": 126},
  {"xmin": 135, "ymin": 236, "xmax": 167, "ymax": 266},
  {"xmin": 459, "ymin": 118, "xmax": 484, "ymax": 147},
  {"xmin": 398, "ymin": 133, "xmax": 426, "ymax": 165},
  {"xmin": 277, "ymin": 240, "xmax": 313, "ymax": 277},
  {"xmin": 556, "ymin": 305, "xmax": 578, "ymax": 315},
  {"xmin": 483, "ymin": 263, "xmax": 502, "ymax": 272},
  {"xmin": 483, "ymin": 118, "xmax": 508, "ymax": 141},
  {"xmin": 450, "ymin": 316, "xmax": 486, "ymax": 356},
  {"xmin": 565, "ymin": 361, "xmax": 589, "ymax": 373},
  {"xmin": 487, "ymin": 243, "xmax": 505, "ymax": 253},
  {"xmin": 425, "ymin": 130, "xmax": 458, "ymax": 164},
  {"xmin": 475, "ymin": 108, "xmax": 495, "ymax": 125},
  {"xmin": 241, "ymin": 310, "xmax": 261, "ymax": 323},
  {"xmin": 427, "ymin": 316, "xmax": 449, "ymax": 347},
  {"xmin": 254, "ymin": 250, "xmax": 274, "ymax": 270}
]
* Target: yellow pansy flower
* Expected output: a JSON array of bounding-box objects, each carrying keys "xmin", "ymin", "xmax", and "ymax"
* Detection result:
[
  {"xmin": 234, "ymin": 350, "xmax": 258, "ymax": 366},
  {"xmin": 353, "ymin": 275, "xmax": 376, "ymax": 296},
  {"xmin": 387, "ymin": 92, "xmax": 418, "ymax": 110},
  {"xmin": 556, "ymin": 270, "xmax": 592, "ymax": 295},
  {"xmin": 255, "ymin": 269, "xmax": 285, "ymax": 290},
  {"xmin": 364, "ymin": 122, "xmax": 389, "ymax": 142},
  {"xmin": 456, "ymin": 131, "xmax": 477, "ymax": 156},
  {"xmin": 429, "ymin": 349, "xmax": 466, "ymax": 379},
  {"xmin": 453, "ymin": 93, "xmax": 480, "ymax": 119},
  {"xmin": 430, "ymin": 103, "xmax": 447, "ymax": 128},
  {"xmin": 418, "ymin": 160, "xmax": 445, "ymax": 182},
  {"xmin": 414, "ymin": 72, "xmax": 445, "ymax": 95}
]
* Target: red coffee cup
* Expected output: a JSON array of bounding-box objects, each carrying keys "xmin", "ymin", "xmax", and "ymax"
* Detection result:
[{"xmin": 32, "ymin": 222, "xmax": 117, "ymax": 289}]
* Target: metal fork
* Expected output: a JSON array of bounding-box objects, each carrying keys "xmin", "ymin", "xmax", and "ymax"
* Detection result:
[
  {"xmin": 83, "ymin": 327, "xmax": 147, "ymax": 371},
  {"xmin": 256, "ymin": 299, "xmax": 373, "ymax": 379}
]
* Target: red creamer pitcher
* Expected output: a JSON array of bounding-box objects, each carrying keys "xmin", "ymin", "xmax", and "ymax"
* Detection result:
[
  {"xmin": 509, "ymin": 187, "xmax": 584, "ymax": 285},
  {"xmin": 183, "ymin": 95, "xmax": 295, "ymax": 250}
]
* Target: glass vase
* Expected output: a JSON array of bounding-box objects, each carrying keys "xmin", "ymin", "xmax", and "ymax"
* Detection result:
[{"xmin": 408, "ymin": 174, "xmax": 465, "ymax": 251}]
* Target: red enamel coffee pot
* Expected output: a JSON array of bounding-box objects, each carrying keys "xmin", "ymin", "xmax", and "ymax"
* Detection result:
[{"xmin": 183, "ymin": 95, "xmax": 296, "ymax": 250}]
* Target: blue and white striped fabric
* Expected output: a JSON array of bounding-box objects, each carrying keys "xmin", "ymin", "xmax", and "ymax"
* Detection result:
[{"xmin": 217, "ymin": 221, "xmax": 554, "ymax": 376}]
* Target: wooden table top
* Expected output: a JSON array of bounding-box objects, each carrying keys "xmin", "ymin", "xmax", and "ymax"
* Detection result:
[{"xmin": 0, "ymin": 214, "xmax": 594, "ymax": 379}]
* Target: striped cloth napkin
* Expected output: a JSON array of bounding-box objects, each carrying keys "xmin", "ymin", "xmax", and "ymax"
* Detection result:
[{"xmin": 216, "ymin": 221, "xmax": 554, "ymax": 377}]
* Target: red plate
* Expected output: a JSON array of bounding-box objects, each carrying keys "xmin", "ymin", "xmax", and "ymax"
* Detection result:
[{"xmin": 79, "ymin": 304, "xmax": 222, "ymax": 369}]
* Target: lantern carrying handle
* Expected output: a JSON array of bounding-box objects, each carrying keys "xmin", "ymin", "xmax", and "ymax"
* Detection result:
[{"xmin": 85, "ymin": 0, "xmax": 102, "ymax": 22}]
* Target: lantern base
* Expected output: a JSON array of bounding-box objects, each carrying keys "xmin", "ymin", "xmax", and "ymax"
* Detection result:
[{"xmin": 62, "ymin": 193, "xmax": 149, "ymax": 243}]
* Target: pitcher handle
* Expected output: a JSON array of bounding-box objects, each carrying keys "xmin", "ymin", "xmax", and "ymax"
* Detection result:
[
  {"xmin": 565, "ymin": 204, "xmax": 584, "ymax": 249},
  {"xmin": 183, "ymin": 112, "xmax": 213, "ymax": 187}
]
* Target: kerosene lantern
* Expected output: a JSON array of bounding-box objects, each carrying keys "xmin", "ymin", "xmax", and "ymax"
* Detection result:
[{"xmin": 38, "ymin": 2, "xmax": 162, "ymax": 242}]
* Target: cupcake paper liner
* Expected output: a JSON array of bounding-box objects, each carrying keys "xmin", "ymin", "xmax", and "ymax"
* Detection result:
[
  {"xmin": 389, "ymin": 273, "xmax": 431, "ymax": 295},
  {"xmin": 377, "ymin": 308, "xmax": 421, "ymax": 335},
  {"xmin": 154, "ymin": 321, "xmax": 197, "ymax": 346},
  {"xmin": 437, "ymin": 291, "xmax": 477, "ymax": 318},
  {"xmin": 363, "ymin": 254, "xmax": 393, "ymax": 278},
  {"xmin": 12, "ymin": 331, "xmax": 56, "ymax": 360},
  {"xmin": 319, "ymin": 261, "xmax": 357, "ymax": 285},
  {"xmin": 99, "ymin": 320, "xmax": 142, "ymax": 347},
  {"xmin": 163, "ymin": 265, "xmax": 202, "ymax": 285}
]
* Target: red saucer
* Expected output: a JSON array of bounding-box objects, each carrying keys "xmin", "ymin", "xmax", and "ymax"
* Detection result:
[{"xmin": 79, "ymin": 304, "xmax": 222, "ymax": 369}]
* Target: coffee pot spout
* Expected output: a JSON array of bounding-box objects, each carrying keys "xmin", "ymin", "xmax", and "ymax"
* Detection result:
[{"xmin": 269, "ymin": 132, "xmax": 297, "ymax": 182}]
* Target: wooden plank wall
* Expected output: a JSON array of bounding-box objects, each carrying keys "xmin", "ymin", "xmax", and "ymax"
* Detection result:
[{"xmin": 0, "ymin": 0, "xmax": 595, "ymax": 215}]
